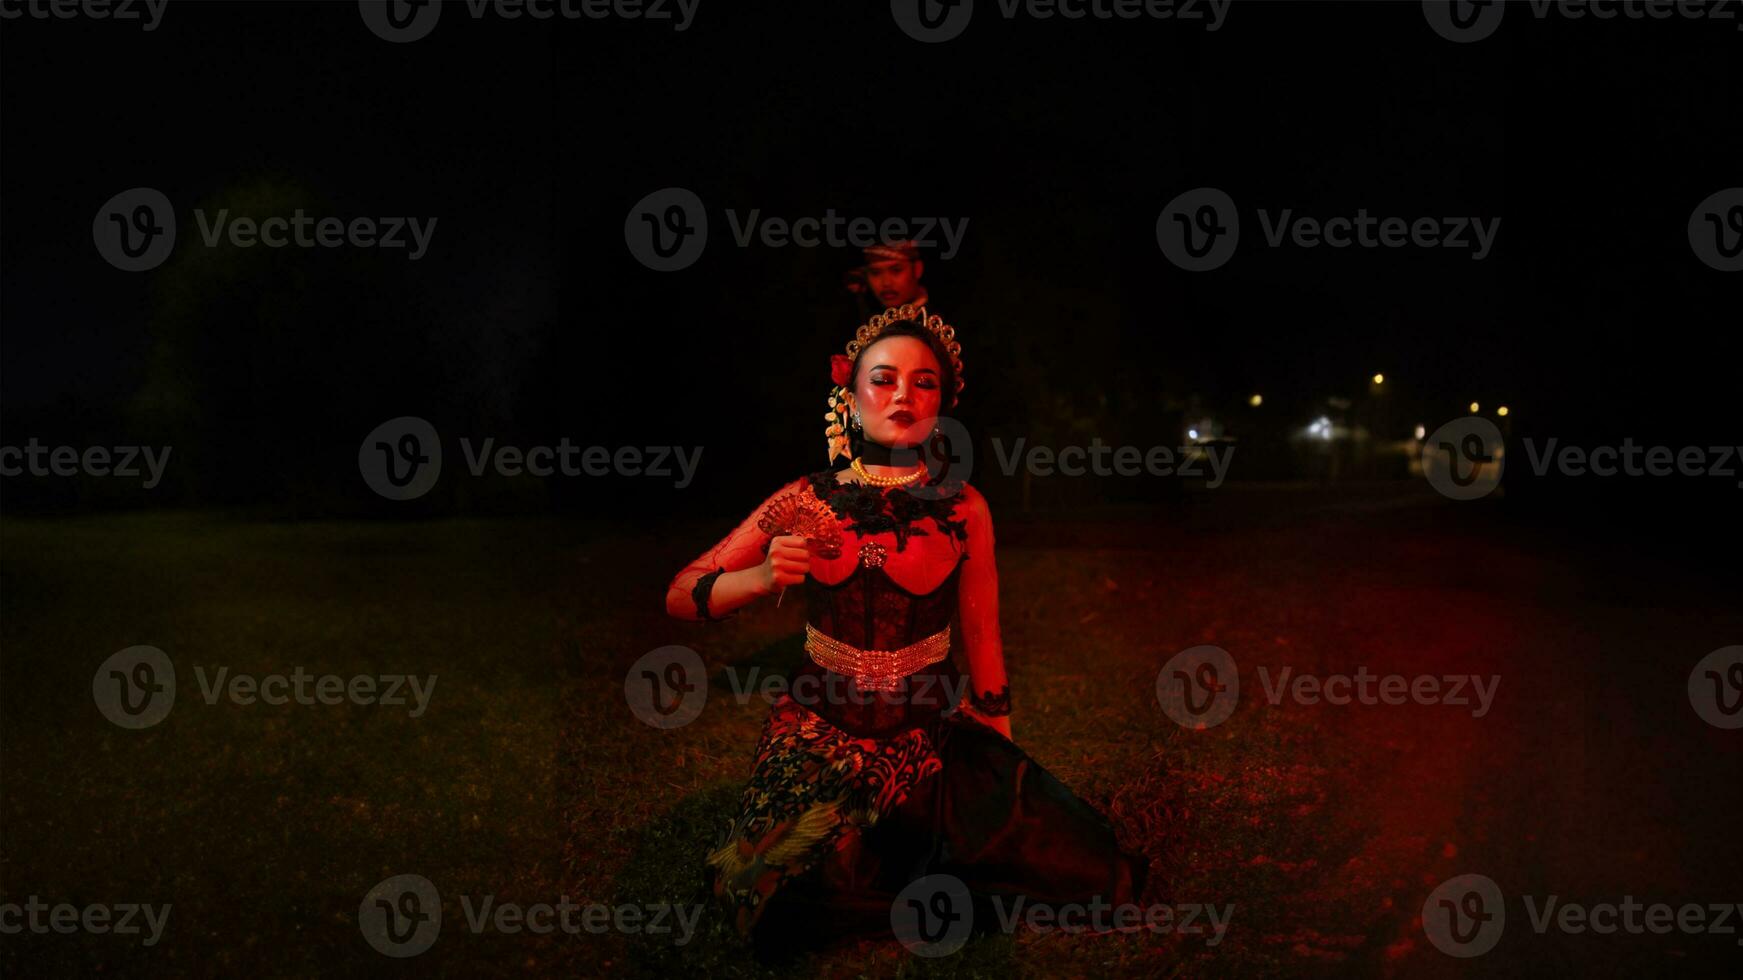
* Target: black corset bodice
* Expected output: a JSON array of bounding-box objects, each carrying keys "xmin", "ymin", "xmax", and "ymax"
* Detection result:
[
  {"xmin": 794, "ymin": 565, "xmax": 966, "ymax": 740},
  {"xmin": 791, "ymin": 470, "xmax": 972, "ymax": 739},
  {"xmin": 803, "ymin": 557, "xmax": 962, "ymax": 652}
]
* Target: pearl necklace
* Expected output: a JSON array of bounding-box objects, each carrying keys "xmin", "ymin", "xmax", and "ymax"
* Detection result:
[{"xmin": 851, "ymin": 456, "xmax": 924, "ymax": 487}]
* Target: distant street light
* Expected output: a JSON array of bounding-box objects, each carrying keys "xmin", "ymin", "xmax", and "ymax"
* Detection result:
[
  {"xmin": 1249, "ymin": 393, "xmax": 1263, "ymax": 407},
  {"xmin": 1469, "ymin": 401, "xmax": 1481, "ymax": 413},
  {"xmin": 1372, "ymin": 373, "xmax": 1385, "ymax": 385},
  {"xmin": 1497, "ymin": 406, "xmax": 1510, "ymax": 417}
]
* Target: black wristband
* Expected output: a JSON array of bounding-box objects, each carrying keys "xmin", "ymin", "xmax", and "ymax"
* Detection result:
[
  {"xmin": 692, "ymin": 566, "xmax": 733, "ymax": 622},
  {"xmin": 970, "ymin": 684, "xmax": 1012, "ymax": 717}
]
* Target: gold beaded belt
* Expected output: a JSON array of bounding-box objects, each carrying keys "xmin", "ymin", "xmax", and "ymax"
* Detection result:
[{"xmin": 803, "ymin": 623, "xmax": 952, "ymax": 691}]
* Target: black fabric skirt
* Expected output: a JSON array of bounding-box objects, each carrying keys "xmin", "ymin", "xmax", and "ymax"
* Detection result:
[{"xmin": 704, "ymin": 672, "xmax": 1149, "ymax": 958}]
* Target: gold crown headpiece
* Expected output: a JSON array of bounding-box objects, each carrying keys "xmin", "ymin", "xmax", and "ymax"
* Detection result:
[
  {"xmin": 846, "ymin": 304, "xmax": 964, "ymax": 402},
  {"xmin": 823, "ymin": 303, "xmax": 964, "ymax": 464}
]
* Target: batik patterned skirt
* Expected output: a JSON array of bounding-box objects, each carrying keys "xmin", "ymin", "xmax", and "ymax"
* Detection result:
[{"xmin": 704, "ymin": 668, "xmax": 1149, "ymax": 947}]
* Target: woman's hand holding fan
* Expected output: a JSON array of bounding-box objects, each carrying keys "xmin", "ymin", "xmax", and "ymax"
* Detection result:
[{"xmin": 755, "ymin": 490, "xmax": 842, "ymax": 606}]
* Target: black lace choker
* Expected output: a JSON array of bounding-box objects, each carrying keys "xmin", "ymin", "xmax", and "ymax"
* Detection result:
[{"xmin": 859, "ymin": 438, "xmax": 901, "ymax": 466}]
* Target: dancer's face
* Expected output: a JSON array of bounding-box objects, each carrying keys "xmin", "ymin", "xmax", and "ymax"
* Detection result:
[
  {"xmin": 865, "ymin": 258, "xmax": 924, "ymax": 308},
  {"xmin": 850, "ymin": 336, "xmax": 943, "ymax": 449}
]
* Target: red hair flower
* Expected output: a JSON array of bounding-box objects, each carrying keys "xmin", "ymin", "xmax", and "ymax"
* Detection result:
[{"xmin": 829, "ymin": 353, "xmax": 854, "ymax": 387}]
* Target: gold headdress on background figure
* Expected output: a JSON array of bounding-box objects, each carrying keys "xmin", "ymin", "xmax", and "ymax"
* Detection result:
[{"xmin": 823, "ymin": 304, "xmax": 964, "ymax": 464}]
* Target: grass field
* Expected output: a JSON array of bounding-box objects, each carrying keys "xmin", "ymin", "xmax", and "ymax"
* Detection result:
[{"xmin": 3, "ymin": 492, "xmax": 1741, "ymax": 976}]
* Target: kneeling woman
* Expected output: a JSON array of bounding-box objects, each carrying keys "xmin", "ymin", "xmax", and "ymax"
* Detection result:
[{"xmin": 666, "ymin": 306, "xmax": 1147, "ymax": 954}]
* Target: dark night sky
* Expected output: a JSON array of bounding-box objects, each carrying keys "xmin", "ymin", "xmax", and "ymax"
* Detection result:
[{"xmin": 2, "ymin": 1, "xmax": 1737, "ymax": 526}]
